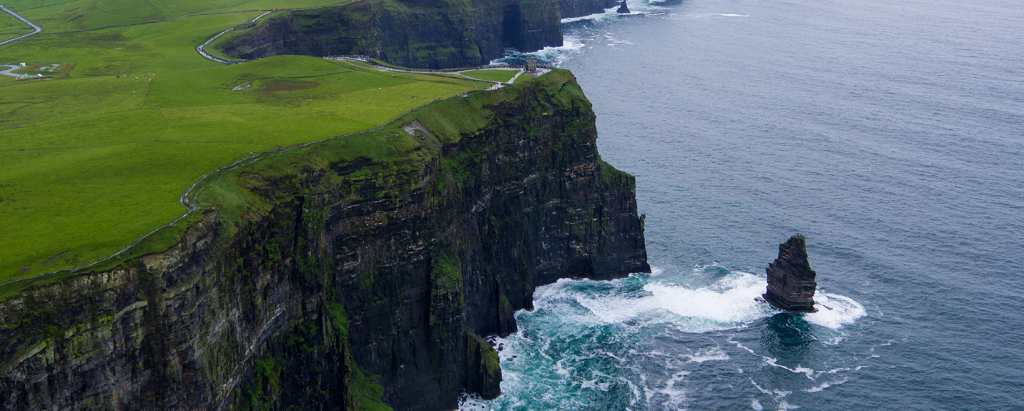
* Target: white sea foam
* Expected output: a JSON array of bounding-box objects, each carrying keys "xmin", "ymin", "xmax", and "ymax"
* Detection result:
[
  {"xmin": 457, "ymin": 393, "xmax": 492, "ymax": 411},
  {"xmin": 646, "ymin": 274, "xmax": 766, "ymax": 320},
  {"xmin": 803, "ymin": 377, "xmax": 848, "ymax": 393},
  {"xmin": 751, "ymin": 399, "xmax": 764, "ymax": 410},
  {"xmin": 804, "ymin": 293, "xmax": 867, "ymax": 329},
  {"xmin": 763, "ymin": 357, "xmax": 815, "ymax": 379},
  {"xmin": 684, "ymin": 346, "xmax": 730, "ymax": 363},
  {"xmin": 560, "ymin": 7, "xmax": 618, "ymax": 24},
  {"xmin": 644, "ymin": 371, "xmax": 689, "ymax": 409},
  {"xmin": 564, "ymin": 271, "xmax": 772, "ymax": 331},
  {"xmin": 488, "ymin": 35, "xmax": 586, "ymax": 68}
]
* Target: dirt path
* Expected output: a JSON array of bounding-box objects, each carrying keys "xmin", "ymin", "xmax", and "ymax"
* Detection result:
[
  {"xmin": 0, "ymin": 64, "xmax": 20, "ymax": 77},
  {"xmin": 327, "ymin": 56, "xmax": 549, "ymax": 88}
]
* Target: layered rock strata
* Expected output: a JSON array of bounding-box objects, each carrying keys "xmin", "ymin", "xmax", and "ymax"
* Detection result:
[
  {"xmin": 0, "ymin": 70, "xmax": 649, "ymax": 410},
  {"xmin": 763, "ymin": 235, "xmax": 818, "ymax": 313}
]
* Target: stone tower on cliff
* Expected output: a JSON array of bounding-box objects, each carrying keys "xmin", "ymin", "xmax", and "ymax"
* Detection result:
[{"xmin": 763, "ymin": 235, "xmax": 818, "ymax": 312}]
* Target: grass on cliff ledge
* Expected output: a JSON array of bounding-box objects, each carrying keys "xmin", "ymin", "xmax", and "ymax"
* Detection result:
[
  {"xmin": 0, "ymin": 11, "xmax": 489, "ymax": 285},
  {"xmin": 461, "ymin": 69, "xmax": 519, "ymax": 83}
]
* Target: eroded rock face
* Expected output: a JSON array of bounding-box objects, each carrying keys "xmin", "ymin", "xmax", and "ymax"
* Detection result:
[
  {"xmin": 0, "ymin": 71, "xmax": 648, "ymax": 411},
  {"xmin": 763, "ymin": 235, "xmax": 818, "ymax": 313}
]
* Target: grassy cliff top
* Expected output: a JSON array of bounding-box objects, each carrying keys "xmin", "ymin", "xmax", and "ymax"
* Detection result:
[
  {"xmin": 197, "ymin": 68, "xmax": 582, "ymax": 233},
  {"xmin": 0, "ymin": 1, "xmax": 492, "ymax": 285}
]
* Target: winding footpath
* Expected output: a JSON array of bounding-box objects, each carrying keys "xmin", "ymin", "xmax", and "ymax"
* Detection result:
[
  {"xmin": 0, "ymin": 4, "xmax": 42, "ymax": 47},
  {"xmin": 326, "ymin": 55, "xmax": 550, "ymax": 89}
]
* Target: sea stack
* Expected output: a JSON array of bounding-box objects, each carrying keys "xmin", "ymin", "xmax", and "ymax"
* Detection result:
[
  {"xmin": 617, "ymin": 0, "xmax": 630, "ymax": 14},
  {"xmin": 763, "ymin": 235, "xmax": 818, "ymax": 312}
]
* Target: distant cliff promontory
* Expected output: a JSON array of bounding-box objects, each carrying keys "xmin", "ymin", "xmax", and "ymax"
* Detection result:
[{"xmin": 221, "ymin": 0, "xmax": 620, "ymax": 69}]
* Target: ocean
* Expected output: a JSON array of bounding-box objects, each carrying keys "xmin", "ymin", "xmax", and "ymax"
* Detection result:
[{"xmin": 468, "ymin": 0, "xmax": 1024, "ymax": 409}]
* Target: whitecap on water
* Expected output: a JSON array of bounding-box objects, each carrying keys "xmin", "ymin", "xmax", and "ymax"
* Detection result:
[
  {"xmin": 490, "ymin": 35, "xmax": 586, "ymax": 67},
  {"xmin": 558, "ymin": 271, "xmax": 772, "ymax": 331},
  {"xmin": 684, "ymin": 346, "xmax": 731, "ymax": 363},
  {"xmin": 803, "ymin": 377, "xmax": 848, "ymax": 393},
  {"xmin": 644, "ymin": 272, "xmax": 770, "ymax": 328},
  {"xmin": 804, "ymin": 293, "xmax": 867, "ymax": 329}
]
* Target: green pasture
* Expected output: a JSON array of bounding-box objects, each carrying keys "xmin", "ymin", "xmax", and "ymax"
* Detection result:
[
  {"xmin": 0, "ymin": 9, "xmax": 487, "ymax": 284},
  {"xmin": 7, "ymin": 0, "xmax": 351, "ymax": 32},
  {"xmin": 461, "ymin": 69, "xmax": 519, "ymax": 83},
  {"xmin": 0, "ymin": 13, "xmax": 258, "ymax": 76},
  {"xmin": 0, "ymin": 10, "xmax": 31, "ymax": 41}
]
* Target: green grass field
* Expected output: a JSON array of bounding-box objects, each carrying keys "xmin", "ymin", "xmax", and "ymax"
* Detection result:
[
  {"xmin": 462, "ymin": 69, "xmax": 519, "ymax": 83},
  {"xmin": 0, "ymin": 10, "xmax": 32, "ymax": 42},
  {"xmin": 0, "ymin": 5, "xmax": 489, "ymax": 284},
  {"xmin": 514, "ymin": 74, "xmax": 536, "ymax": 83},
  {"xmin": 7, "ymin": 0, "xmax": 351, "ymax": 32}
]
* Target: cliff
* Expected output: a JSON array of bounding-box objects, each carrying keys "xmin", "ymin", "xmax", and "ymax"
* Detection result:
[
  {"xmin": 220, "ymin": 0, "xmax": 623, "ymax": 69},
  {"xmin": 0, "ymin": 70, "xmax": 649, "ymax": 410},
  {"xmin": 222, "ymin": 0, "xmax": 561, "ymax": 69},
  {"xmin": 560, "ymin": 0, "xmax": 619, "ymax": 19}
]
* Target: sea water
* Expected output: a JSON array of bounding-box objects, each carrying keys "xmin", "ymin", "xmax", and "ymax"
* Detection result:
[{"xmin": 475, "ymin": 0, "xmax": 1024, "ymax": 409}]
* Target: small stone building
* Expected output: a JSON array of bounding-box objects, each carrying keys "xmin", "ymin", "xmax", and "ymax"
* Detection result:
[{"xmin": 526, "ymin": 56, "xmax": 537, "ymax": 72}]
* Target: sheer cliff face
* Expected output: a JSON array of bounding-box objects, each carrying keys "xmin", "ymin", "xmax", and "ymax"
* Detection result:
[
  {"xmin": 223, "ymin": 0, "xmax": 562, "ymax": 69},
  {"xmin": 0, "ymin": 71, "xmax": 648, "ymax": 411}
]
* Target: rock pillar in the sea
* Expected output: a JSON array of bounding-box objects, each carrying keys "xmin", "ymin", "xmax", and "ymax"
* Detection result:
[
  {"xmin": 617, "ymin": 0, "xmax": 630, "ymax": 13},
  {"xmin": 763, "ymin": 235, "xmax": 818, "ymax": 312}
]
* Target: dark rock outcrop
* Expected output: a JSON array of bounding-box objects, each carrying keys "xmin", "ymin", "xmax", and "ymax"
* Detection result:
[
  {"xmin": 763, "ymin": 235, "xmax": 818, "ymax": 313},
  {"xmin": 559, "ymin": 0, "xmax": 620, "ymax": 19},
  {"xmin": 0, "ymin": 70, "xmax": 648, "ymax": 410},
  {"xmin": 223, "ymin": 0, "xmax": 562, "ymax": 69},
  {"xmin": 617, "ymin": 0, "xmax": 630, "ymax": 14}
]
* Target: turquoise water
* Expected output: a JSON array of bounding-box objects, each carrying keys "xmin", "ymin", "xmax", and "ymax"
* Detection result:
[{"xmin": 475, "ymin": 0, "xmax": 1024, "ymax": 409}]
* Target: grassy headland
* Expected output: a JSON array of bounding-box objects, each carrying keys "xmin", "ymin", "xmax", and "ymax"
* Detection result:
[{"xmin": 0, "ymin": 2, "xmax": 491, "ymax": 284}]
